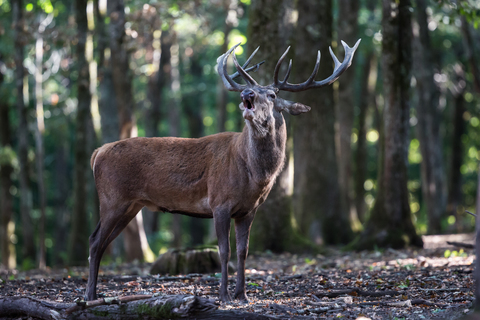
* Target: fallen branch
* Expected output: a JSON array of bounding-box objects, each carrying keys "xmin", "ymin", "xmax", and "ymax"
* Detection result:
[
  {"xmin": 447, "ymin": 241, "xmax": 475, "ymax": 249},
  {"xmin": 358, "ymin": 299, "xmax": 447, "ymax": 308},
  {"xmin": 306, "ymin": 296, "xmax": 353, "ymax": 307},
  {"xmin": 153, "ymin": 273, "xmax": 204, "ymax": 281},
  {"xmin": 65, "ymin": 294, "xmax": 154, "ymax": 314},
  {"xmin": 315, "ymin": 288, "xmax": 403, "ymax": 298},
  {"xmin": 418, "ymin": 287, "xmax": 468, "ymax": 293},
  {"xmin": 358, "ymin": 300, "xmax": 412, "ymax": 307}
]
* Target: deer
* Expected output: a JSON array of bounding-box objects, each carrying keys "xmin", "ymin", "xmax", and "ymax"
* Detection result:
[{"xmin": 86, "ymin": 39, "xmax": 360, "ymax": 302}]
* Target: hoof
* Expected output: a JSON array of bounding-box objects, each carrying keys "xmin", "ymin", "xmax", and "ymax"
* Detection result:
[
  {"xmin": 85, "ymin": 289, "xmax": 97, "ymax": 301},
  {"xmin": 234, "ymin": 291, "xmax": 248, "ymax": 302},
  {"xmin": 220, "ymin": 292, "xmax": 232, "ymax": 302}
]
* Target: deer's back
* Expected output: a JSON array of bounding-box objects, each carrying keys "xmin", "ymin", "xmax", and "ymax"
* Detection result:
[{"xmin": 92, "ymin": 134, "xmax": 243, "ymax": 215}]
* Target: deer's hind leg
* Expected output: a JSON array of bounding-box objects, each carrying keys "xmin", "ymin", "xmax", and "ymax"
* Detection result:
[{"xmin": 86, "ymin": 202, "xmax": 143, "ymax": 301}]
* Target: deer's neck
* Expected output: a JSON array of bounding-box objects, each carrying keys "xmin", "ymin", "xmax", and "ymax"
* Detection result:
[{"xmin": 239, "ymin": 113, "xmax": 287, "ymax": 185}]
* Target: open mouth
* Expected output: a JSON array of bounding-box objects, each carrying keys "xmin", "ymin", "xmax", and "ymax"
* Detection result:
[{"xmin": 243, "ymin": 98, "xmax": 254, "ymax": 110}]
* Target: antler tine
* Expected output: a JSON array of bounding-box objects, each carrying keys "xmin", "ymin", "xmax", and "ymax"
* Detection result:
[
  {"xmin": 243, "ymin": 46, "xmax": 260, "ymax": 69},
  {"xmin": 232, "ymin": 49, "xmax": 258, "ymax": 86},
  {"xmin": 329, "ymin": 46, "xmax": 341, "ymax": 72},
  {"xmin": 217, "ymin": 43, "xmax": 248, "ymax": 92},
  {"xmin": 230, "ymin": 46, "xmax": 263, "ymax": 79},
  {"xmin": 304, "ymin": 50, "xmax": 321, "ymax": 85},
  {"xmin": 231, "ymin": 60, "xmax": 265, "ymax": 80},
  {"xmin": 283, "ymin": 60, "xmax": 293, "ymax": 84},
  {"xmin": 273, "ymin": 39, "xmax": 361, "ymax": 92},
  {"xmin": 273, "ymin": 46, "xmax": 291, "ymax": 86}
]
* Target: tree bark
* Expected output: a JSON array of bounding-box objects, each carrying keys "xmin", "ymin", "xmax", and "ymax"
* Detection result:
[
  {"xmin": 96, "ymin": 0, "xmax": 119, "ymax": 145},
  {"xmin": 13, "ymin": 0, "xmax": 36, "ymax": 262},
  {"xmin": 0, "ymin": 58, "xmax": 15, "ymax": 268},
  {"xmin": 446, "ymin": 64, "xmax": 466, "ymax": 231},
  {"xmin": 354, "ymin": 0, "xmax": 377, "ymax": 224},
  {"xmin": 354, "ymin": 0, "xmax": 422, "ymax": 249},
  {"xmin": 53, "ymin": 143, "xmax": 70, "ymax": 266},
  {"xmin": 293, "ymin": 0, "xmax": 353, "ymax": 245},
  {"xmin": 69, "ymin": 0, "xmax": 92, "ymax": 266},
  {"xmin": 354, "ymin": 52, "xmax": 376, "ymax": 223},
  {"xmin": 460, "ymin": 16, "xmax": 480, "ymax": 94},
  {"xmin": 34, "ymin": 15, "xmax": 51, "ymax": 269},
  {"xmin": 413, "ymin": 0, "xmax": 446, "ymax": 234},
  {"xmin": 336, "ymin": 0, "xmax": 359, "ymax": 230}
]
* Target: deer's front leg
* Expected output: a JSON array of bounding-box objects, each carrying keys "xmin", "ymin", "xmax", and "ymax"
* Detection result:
[
  {"xmin": 214, "ymin": 208, "xmax": 232, "ymax": 302},
  {"xmin": 233, "ymin": 211, "xmax": 256, "ymax": 301}
]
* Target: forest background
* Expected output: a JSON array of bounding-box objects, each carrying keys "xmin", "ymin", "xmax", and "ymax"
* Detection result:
[{"xmin": 0, "ymin": 0, "xmax": 479, "ymax": 271}]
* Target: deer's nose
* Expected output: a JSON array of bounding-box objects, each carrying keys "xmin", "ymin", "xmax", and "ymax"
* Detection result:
[{"xmin": 241, "ymin": 89, "xmax": 255, "ymax": 101}]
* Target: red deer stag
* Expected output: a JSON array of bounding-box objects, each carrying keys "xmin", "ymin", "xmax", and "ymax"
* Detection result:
[{"xmin": 86, "ymin": 40, "xmax": 360, "ymax": 302}]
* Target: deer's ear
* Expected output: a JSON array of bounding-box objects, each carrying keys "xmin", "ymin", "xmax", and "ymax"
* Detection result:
[{"xmin": 275, "ymin": 98, "xmax": 311, "ymax": 115}]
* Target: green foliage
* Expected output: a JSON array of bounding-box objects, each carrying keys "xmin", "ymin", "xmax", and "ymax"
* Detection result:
[
  {"xmin": 438, "ymin": 0, "xmax": 480, "ymax": 28},
  {"xmin": 0, "ymin": 146, "xmax": 17, "ymax": 168}
]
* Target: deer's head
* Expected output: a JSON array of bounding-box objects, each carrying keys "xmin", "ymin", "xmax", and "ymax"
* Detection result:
[{"xmin": 217, "ymin": 41, "xmax": 361, "ymax": 137}]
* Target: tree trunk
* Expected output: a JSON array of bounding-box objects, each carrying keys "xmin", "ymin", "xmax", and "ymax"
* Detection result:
[
  {"xmin": 460, "ymin": 16, "xmax": 480, "ymax": 94},
  {"xmin": 412, "ymin": 0, "xmax": 446, "ymax": 234},
  {"xmin": 354, "ymin": 0, "xmax": 377, "ymax": 224},
  {"xmin": 108, "ymin": 0, "xmax": 153, "ymax": 262},
  {"xmin": 336, "ymin": 0, "xmax": 359, "ymax": 230},
  {"xmin": 216, "ymin": 0, "xmax": 237, "ymax": 133},
  {"xmin": 13, "ymin": 0, "xmax": 36, "ymax": 262},
  {"xmin": 69, "ymin": 0, "xmax": 92, "ymax": 266},
  {"xmin": 447, "ymin": 64, "xmax": 466, "ymax": 231},
  {"xmin": 0, "ymin": 60, "xmax": 15, "ymax": 268},
  {"xmin": 53, "ymin": 144, "xmax": 70, "ymax": 266},
  {"xmin": 354, "ymin": 0, "xmax": 422, "ymax": 249},
  {"xmin": 246, "ymin": 0, "xmax": 300, "ymax": 252},
  {"xmin": 96, "ymin": 0, "xmax": 119, "ymax": 145},
  {"xmin": 293, "ymin": 0, "xmax": 353, "ymax": 245},
  {"xmin": 34, "ymin": 15, "xmax": 50, "ymax": 269},
  {"xmin": 354, "ymin": 52, "xmax": 376, "ymax": 223}
]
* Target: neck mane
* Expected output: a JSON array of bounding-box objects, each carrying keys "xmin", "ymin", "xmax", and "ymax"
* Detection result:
[{"xmin": 238, "ymin": 112, "xmax": 287, "ymax": 185}]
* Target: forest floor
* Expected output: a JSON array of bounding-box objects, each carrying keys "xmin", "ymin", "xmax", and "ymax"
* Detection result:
[{"xmin": 0, "ymin": 235, "xmax": 476, "ymax": 319}]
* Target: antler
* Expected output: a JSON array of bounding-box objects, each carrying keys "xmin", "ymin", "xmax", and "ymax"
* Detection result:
[
  {"xmin": 217, "ymin": 43, "xmax": 263, "ymax": 92},
  {"xmin": 273, "ymin": 39, "xmax": 361, "ymax": 92}
]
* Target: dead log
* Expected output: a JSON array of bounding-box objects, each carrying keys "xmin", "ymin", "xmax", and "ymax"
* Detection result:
[
  {"xmin": 150, "ymin": 246, "xmax": 235, "ymax": 275},
  {"xmin": 447, "ymin": 241, "xmax": 475, "ymax": 249},
  {"xmin": 0, "ymin": 296, "xmax": 69, "ymax": 319},
  {"xmin": 0, "ymin": 294, "xmax": 277, "ymax": 320}
]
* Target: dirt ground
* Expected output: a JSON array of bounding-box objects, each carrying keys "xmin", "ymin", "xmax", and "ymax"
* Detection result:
[{"xmin": 0, "ymin": 240, "xmax": 476, "ymax": 319}]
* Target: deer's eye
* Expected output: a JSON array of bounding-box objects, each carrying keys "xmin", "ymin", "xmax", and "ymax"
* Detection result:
[{"xmin": 268, "ymin": 93, "xmax": 276, "ymax": 99}]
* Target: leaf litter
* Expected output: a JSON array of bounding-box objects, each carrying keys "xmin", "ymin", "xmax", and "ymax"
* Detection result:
[{"xmin": 0, "ymin": 247, "xmax": 475, "ymax": 319}]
